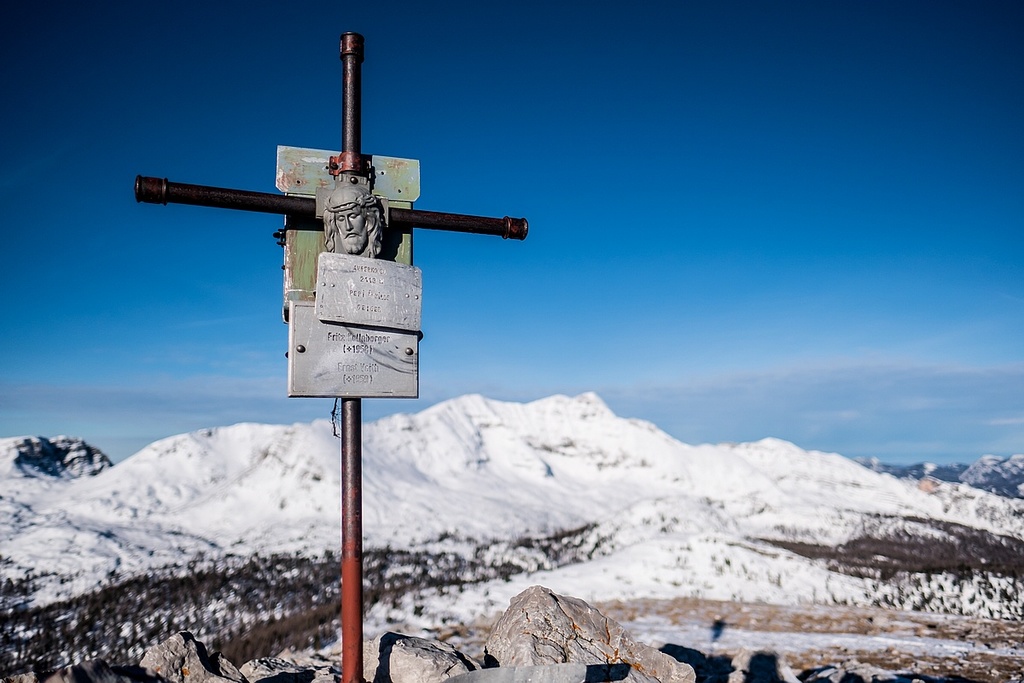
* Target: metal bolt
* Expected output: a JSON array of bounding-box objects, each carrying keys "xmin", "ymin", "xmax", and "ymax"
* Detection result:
[
  {"xmin": 405, "ymin": 347, "xmax": 414, "ymax": 356},
  {"xmin": 297, "ymin": 345, "xmax": 307, "ymax": 353}
]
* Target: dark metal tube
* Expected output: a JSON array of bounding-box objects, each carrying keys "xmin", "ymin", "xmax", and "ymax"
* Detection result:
[
  {"xmin": 341, "ymin": 397, "xmax": 363, "ymax": 683},
  {"xmin": 390, "ymin": 207, "xmax": 529, "ymax": 241},
  {"xmin": 134, "ymin": 175, "xmax": 314, "ymax": 216},
  {"xmin": 341, "ymin": 33, "xmax": 364, "ymax": 159},
  {"xmin": 134, "ymin": 176, "xmax": 528, "ymax": 240}
]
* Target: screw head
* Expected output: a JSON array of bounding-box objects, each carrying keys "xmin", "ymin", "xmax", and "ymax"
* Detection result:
[
  {"xmin": 405, "ymin": 347, "xmax": 414, "ymax": 356},
  {"xmin": 296, "ymin": 345, "xmax": 306, "ymax": 353}
]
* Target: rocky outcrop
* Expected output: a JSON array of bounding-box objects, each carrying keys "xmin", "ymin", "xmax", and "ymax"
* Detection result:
[
  {"xmin": 4, "ymin": 436, "xmax": 111, "ymax": 479},
  {"xmin": 363, "ymin": 633, "xmax": 477, "ymax": 683},
  {"xmin": 36, "ymin": 660, "xmax": 158, "ymax": 683},
  {"xmin": 484, "ymin": 586, "xmax": 695, "ymax": 683},
  {"xmin": 801, "ymin": 661, "xmax": 917, "ymax": 682},
  {"xmin": 0, "ymin": 586, "xmax": 951, "ymax": 683},
  {"xmin": 138, "ymin": 632, "xmax": 245, "ymax": 683},
  {"xmin": 240, "ymin": 657, "xmax": 336, "ymax": 683}
]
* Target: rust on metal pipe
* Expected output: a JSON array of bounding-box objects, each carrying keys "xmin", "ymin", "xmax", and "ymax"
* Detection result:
[
  {"xmin": 334, "ymin": 32, "xmax": 365, "ymax": 176},
  {"xmin": 134, "ymin": 176, "xmax": 528, "ymax": 240},
  {"xmin": 134, "ymin": 176, "xmax": 313, "ymax": 216},
  {"xmin": 330, "ymin": 150, "xmax": 368, "ymax": 176},
  {"xmin": 341, "ymin": 397, "xmax": 364, "ymax": 683}
]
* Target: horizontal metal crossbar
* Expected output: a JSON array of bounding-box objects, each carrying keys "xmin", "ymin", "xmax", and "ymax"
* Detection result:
[{"xmin": 134, "ymin": 176, "xmax": 528, "ymax": 240}]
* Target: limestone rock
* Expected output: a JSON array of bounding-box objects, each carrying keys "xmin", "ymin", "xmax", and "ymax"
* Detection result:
[
  {"xmin": 38, "ymin": 660, "xmax": 161, "ymax": 683},
  {"xmin": 139, "ymin": 632, "xmax": 245, "ymax": 683},
  {"xmin": 801, "ymin": 661, "xmax": 916, "ymax": 682},
  {"xmin": 239, "ymin": 656, "xmax": 339, "ymax": 683},
  {"xmin": 364, "ymin": 633, "xmax": 476, "ymax": 683},
  {"xmin": 484, "ymin": 586, "xmax": 695, "ymax": 683},
  {"xmin": 3, "ymin": 674, "xmax": 40, "ymax": 683}
]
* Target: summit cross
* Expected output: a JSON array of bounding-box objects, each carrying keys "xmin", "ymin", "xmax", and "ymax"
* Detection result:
[{"xmin": 135, "ymin": 32, "xmax": 528, "ymax": 683}]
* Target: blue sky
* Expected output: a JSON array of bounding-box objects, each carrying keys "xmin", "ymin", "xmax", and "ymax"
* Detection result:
[{"xmin": 2, "ymin": 1, "xmax": 1022, "ymax": 464}]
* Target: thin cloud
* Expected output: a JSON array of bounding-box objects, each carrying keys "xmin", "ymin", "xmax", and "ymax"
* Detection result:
[
  {"xmin": 988, "ymin": 416, "xmax": 1024, "ymax": 426},
  {"xmin": 599, "ymin": 361, "xmax": 1024, "ymax": 464},
  {"xmin": 3, "ymin": 361, "xmax": 1022, "ymax": 466},
  {"xmin": 0, "ymin": 376, "xmax": 327, "ymax": 461}
]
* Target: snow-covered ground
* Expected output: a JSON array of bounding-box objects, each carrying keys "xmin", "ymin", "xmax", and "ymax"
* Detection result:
[{"xmin": 3, "ymin": 393, "xmax": 1023, "ymax": 621}]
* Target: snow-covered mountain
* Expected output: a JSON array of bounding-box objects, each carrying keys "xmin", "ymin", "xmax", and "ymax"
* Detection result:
[
  {"xmin": 857, "ymin": 453, "xmax": 1024, "ymax": 499},
  {"xmin": 3, "ymin": 393, "xmax": 1023, "ymax": 628},
  {"xmin": 961, "ymin": 454, "xmax": 1024, "ymax": 498}
]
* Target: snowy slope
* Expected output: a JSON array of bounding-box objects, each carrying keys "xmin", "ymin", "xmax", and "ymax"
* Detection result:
[{"xmin": 3, "ymin": 393, "xmax": 1023, "ymax": 620}]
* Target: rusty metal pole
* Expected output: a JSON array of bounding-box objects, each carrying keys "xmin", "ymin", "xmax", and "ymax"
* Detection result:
[
  {"xmin": 339, "ymin": 31, "xmax": 365, "ymax": 683},
  {"xmin": 341, "ymin": 397, "xmax": 363, "ymax": 683},
  {"xmin": 333, "ymin": 32, "xmax": 366, "ymax": 177},
  {"xmin": 341, "ymin": 33, "xmax": 362, "ymax": 166}
]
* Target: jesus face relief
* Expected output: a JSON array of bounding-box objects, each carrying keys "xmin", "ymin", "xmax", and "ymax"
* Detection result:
[
  {"xmin": 323, "ymin": 185, "xmax": 382, "ymax": 258},
  {"xmin": 333, "ymin": 203, "xmax": 368, "ymax": 254}
]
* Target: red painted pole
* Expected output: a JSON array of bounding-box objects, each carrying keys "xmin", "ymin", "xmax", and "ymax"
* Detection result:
[{"xmin": 341, "ymin": 397, "xmax": 363, "ymax": 683}]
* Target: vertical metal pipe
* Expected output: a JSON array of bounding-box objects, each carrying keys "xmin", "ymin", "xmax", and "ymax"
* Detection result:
[
  {"xmin": 340, "ymin": 31, "xmax": 366, "ymax": 683},
  {"xmin": 340, "ymin": 33, "xmax": 364, "ymax": 158},
  {"xmin": 341, "ymin": 397, "xmax": 363, "ymax": 683}
]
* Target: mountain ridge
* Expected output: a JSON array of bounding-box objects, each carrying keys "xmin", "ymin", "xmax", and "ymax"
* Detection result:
[
  {"xmin": 2, "ymin": 393, "xmax": 1023, "ymax": 626},
  {"xmin": 857, "ymin": 452, "xmax": 1024, "ymax": 499}
]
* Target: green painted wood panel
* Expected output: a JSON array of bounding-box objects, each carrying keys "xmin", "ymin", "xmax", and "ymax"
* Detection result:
[{"xmin": 278, "ymin": 147, "xmax": 416, "ymax": 321}]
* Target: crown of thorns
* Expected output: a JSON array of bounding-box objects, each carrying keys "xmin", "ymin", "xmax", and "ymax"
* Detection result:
[{"xmin": 325, "ymin": 190, "xmax": 379, "ymax": 215}]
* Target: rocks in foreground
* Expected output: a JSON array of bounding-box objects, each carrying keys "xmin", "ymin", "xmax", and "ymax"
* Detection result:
[
  {"xmin": 486, "ymin": 586, "xmax": 695, "ymax": 683},
  {"xmin": 2, "ymin": 586, "xmax": 847, "ymax": 683}
]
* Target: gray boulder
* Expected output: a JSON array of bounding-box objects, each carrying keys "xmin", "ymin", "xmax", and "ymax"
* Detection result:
[
  {"xmin": 38, "ymin": 660, "xmax": 161, "ymax": 683},
  {"xmin": 801, "ymin": 661, "xmax": 915, "ymax": 682},
  {"xmin": 484, "ymin": 586, "xmax": 695, "ymax": 683},
  {"xmin": 1, "ymin": 674, "xmax": 39, "ymax": 683},
  {"xmin": 239, "ymin": 657, "xmax": 336, "ymax": 683},
  {"xmin": 363, "ymin": 632, "xmax": 477, "ymax": 683},
  {"xmin": 139, "ymin": 632, "xmax": 245, "ymax": 683}
]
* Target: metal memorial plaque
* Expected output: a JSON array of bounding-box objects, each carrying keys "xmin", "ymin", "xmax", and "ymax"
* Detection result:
[
  {"xmin": 315, "ymin": 252, "xmax": 422, "ymax": 331},
  {"xmin": 288, "ymin": 301, "xmax": 418, "ymax": 398}
]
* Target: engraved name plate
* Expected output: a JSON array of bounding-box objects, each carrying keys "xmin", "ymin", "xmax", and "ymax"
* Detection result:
[
  {"xmin": 288, "ymin": 301, "xmax": 418, "ymax": 398},
  {"xmin": 316, "ymin": 252, "xmax": 422, "ymax": 331}
]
